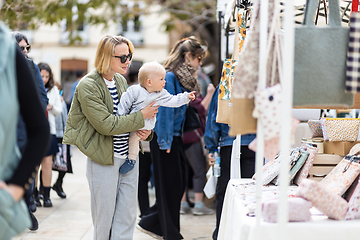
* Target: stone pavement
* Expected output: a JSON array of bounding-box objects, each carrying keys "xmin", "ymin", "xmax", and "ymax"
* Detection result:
[{"xmin": 14, "ymin": 147, "xmax": 216, "ymax": 240}]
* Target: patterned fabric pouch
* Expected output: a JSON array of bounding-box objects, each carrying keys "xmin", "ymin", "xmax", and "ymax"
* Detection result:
[
  {"xmin": 271, "ymin": 149, "xmax": 309, "ymax": 186},
  {"xmin": 324, "ymin": 118, "xmax": 360, "ymax": 141},
  {"xmin": 252, "ymin": 155, "xmax": 281, "ymax": 185},
  {"xmin": 319, "ymin": 118, "xmax": 329, "ymax": 141},
  {"xmin": 345, "ymin": 177, "xmax": 360, "ymax": 220},
  {"xmin": 293, "ymin": 144, "xmax": 319, "ymax": 186},
  {"xmin": 319, "ymin": 155, "xmax": 360, "ymax": 196},
  {"xmin": 262, "ymin": 197, "xmax": 312, "ymax": 223},
  {"xmin": 289, "ymin": 150, "xmax": 310, "ymax": 181},
  {"xmin": 253, "ymin": 83, "xmax": 282, "ymax": 140},
  {"xmin": 296, "ymin": 179, "xmax": 349, "ymax": 220},
  {"xmin": 307, "ymin": 119, "xmax": 323, "ymax": 138}
]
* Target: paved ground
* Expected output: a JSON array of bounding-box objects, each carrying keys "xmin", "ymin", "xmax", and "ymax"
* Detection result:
[{"xmin": 14, "ymin": 147, "xmax": 216, "ymax": 240}]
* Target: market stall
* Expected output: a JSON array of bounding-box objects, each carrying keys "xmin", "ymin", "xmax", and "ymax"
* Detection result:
[{"xmin": 214, "ymin": 0, "xmax": 360, "ymax": 239}]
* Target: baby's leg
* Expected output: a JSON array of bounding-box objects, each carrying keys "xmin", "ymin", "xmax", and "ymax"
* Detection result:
[
  {"xmin": 119, "ymin": 131, "xmax": 140, "ymax": 174},
  {"xmin": 128, "ymin": 131, "xmax": 141, "ymax": 160}
]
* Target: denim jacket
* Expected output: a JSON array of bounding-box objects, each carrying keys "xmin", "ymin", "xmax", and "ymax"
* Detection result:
[
  {"xmin": 154, "ymin": 72, "xmax": 187, "ymax": 150},
  {"xmin": 204, "ymin": 86, "xmax": 256, "ymax": 153}
]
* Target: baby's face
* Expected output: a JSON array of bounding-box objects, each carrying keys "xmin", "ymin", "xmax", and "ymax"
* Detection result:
[{"xmin": 150, "ymin": 71, "xmax": 166, "ymax": 92}]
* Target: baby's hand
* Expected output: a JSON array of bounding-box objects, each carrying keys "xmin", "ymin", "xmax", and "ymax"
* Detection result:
[{"xmin": 188, "ymin": 91, "xmax": 196, "ymax": 101}]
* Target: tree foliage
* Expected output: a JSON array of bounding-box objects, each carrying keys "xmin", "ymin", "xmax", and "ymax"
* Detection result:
[
  {"xmin": 153, "ymin": 0, "xmax": 219, "ymax": 82},
  {"xmin": 1, "ymin": 0, "xmax": 121, "ymax": 43},
  {"xmin": 1, "ymin": 0, "xmax": 219, "ymax": 80}
]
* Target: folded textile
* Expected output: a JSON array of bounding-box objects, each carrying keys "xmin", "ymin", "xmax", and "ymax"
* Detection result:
[
  {"xmin": 296, "ymin": 179, "xmax": 348, "ymax": 220},
  {"xmin": 262, "ymin": 197, "xmax": 312, "ymax": 223}
]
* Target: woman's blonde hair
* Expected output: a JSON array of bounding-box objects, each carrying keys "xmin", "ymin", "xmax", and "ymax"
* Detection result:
[
  {"xmin": 162, "ymin": 36, "xmax": 206, "ymax": 73},
  {"xmin": 94, "ymin": 35, "xmax": 134, "ymax": 74}
]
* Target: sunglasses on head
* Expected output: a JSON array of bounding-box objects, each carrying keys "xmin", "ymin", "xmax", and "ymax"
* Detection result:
[
  {"xmin": 20, "ymin": 45, "xmax": 31, "ymax": 52},
  {"xmin": 113, "ymin": 52, "xmax": 133, "ymax": 63}
]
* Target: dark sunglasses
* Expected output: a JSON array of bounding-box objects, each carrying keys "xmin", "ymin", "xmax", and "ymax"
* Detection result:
[
  {"xmin": 20, "ymin": 45, "xmax": 31, "ymax": 52},
  {"xmin": 113, "ymin": 53, "xmax": 133, "ymax": 63}
]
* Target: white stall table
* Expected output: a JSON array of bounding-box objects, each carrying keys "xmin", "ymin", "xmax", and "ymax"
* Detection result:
[{"xmin": 218, "ymin": 179, "xmax": 360, "ymax": 240}]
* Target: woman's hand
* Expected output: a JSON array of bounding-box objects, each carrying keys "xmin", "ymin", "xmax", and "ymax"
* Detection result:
[
  {"xmin": 166, "ymin": 149, "xmax": 171, "ymax": 154},
  {"xmin": 141, "ymin": 101, "xmax": 159, "ymax": 119},
  {"xmin": 201, "ymin": 84, "xmax": 216, "ymax": 111},
  {"xmin": 207, "ymin": 84, "xmax": 215, "ymax": 96},
  {"xmin": 0, "ymin": 181, "xmax": 24, "ymax": 202},
  {"xmin": 136, "ymin": 130, "xmax": 151, "ymax": 141},
  {"xmin": 208, "ymin": 153, "xmax": 215, "ymax": 166}
]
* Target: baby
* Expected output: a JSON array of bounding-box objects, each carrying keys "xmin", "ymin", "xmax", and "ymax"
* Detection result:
[{"xmin": 117, "ymin": 61, "xmax": 195, "ymax": 174}]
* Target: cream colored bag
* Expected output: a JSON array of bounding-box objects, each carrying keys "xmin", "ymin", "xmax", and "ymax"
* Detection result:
[{"xmin": 230, "ymin": 0, "xmax": 281, "ymax": 135}]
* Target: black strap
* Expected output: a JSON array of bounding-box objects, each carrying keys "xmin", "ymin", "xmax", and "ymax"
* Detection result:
[{"xmin": 343, "ymin": 155, "xmax": 360, "ymax": 173}]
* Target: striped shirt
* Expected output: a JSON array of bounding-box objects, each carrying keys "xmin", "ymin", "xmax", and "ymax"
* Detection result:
[{"xmin": 104, "ymin": 78, "xmax": 129, "ymax": 158}]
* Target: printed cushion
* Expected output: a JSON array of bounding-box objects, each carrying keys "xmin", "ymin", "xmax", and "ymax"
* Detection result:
[
  {"xmin": 262, "ymin": 197, "xmax": 312, "ymax": 223},
  {"xmin": 296, "ymin": 179, "xmax": 349, "ymax": 220}
]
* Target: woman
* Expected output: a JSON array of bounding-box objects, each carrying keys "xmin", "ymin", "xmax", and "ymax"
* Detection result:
[
  {"xmin": 0, "ymin": 22, "xmax": 49, "ymax": 239},
  {"xmin": 52, "ymin": 82, "xmax": 73, "ymax": 199},
  {"xmin": 63, "ymin": 35, "xmax": 158, "ymax": 240},
  {"xmin": 180, "ymin": 82, "xmax": 215, "ymax": 216},
  {"xmin": 138, "ymin": 36, "xmax": 206, "ymax": 240},
  {"xmin": 13, "ymin": 31, "xmax": 49, "ymax": 230},
  {"xmin": 36, "ymin": 62, "xmax": 62, "ymax": 208}
]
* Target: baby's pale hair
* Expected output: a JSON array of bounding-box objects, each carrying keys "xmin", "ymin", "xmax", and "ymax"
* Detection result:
[{"xmin": 138, "ymin": 61, "xmax": 166, "ymax": 87}]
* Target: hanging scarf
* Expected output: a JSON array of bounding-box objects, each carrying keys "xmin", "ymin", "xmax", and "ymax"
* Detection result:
[{"xmin": 174, "ymin": 63, "xmax": 201, "ymax": 95}]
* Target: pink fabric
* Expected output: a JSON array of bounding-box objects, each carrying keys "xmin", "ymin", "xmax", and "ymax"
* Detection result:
[
  {"xmin": 296, "ymin": 179, "xmax": 349, "ymax": 220},
  {"xmin": 262, "ymin": 197, "xmax": 312, "ymax": 223},
  {"xmin": 345, "ymin": 179, "xmax": 360, "ymax": 220},
  {"xmin": 249, "ymin": 117, "xmax": 300, "ymax": 161},
  {"xmin": 319, "ymin": 158, "xmax": 360, "ymax": 196}
]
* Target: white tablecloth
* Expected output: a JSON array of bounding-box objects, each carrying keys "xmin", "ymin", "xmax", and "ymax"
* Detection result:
[{"xmin": 218, "ymin": 179, "xmax": 360, "ymax": 240}]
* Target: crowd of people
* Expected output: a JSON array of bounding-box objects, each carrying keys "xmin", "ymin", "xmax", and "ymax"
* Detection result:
[{"xmin": 0, "ymin": 24, "xmax": 256, "ymax": 239}]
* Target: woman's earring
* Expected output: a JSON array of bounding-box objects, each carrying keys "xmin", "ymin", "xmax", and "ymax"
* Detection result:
[{"xmin": 187, "ymin": 62, "xmax": 190, "ymax": 65}]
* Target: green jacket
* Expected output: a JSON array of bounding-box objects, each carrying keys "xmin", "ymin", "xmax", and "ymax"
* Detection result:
[{"xmin": 63, "ymin": 69, "xmax": 148, "ymax": 165}]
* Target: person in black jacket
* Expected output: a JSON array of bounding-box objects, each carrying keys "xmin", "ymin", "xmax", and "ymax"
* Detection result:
[
  {"xmin": 13, "ymin": 32, "xmax": 49, "ymax": 231},
  {"xmin": 0, "ymin": 23, "xmax": 50, "ymax": 236}
]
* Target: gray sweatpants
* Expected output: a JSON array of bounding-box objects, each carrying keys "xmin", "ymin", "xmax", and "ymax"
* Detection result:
[{"xmin": 86, "ymin": 156, "xmax": 139, "ymax": 240}]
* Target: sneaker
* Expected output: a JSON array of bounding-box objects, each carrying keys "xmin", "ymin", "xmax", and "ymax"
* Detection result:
[
  {"xmin": 192, "ymin": 203, "xmax": 214, "ymax": 216},
  {"xmin": 119, "ymin": 158, "xmax": 136, "ymax": 174},
  {"xmin": 136, "ymin": 224, "xmax": 163, "ymax": 239},
  {"xmin": 180, "ymin": 201, "xmax": 191, "ymax": 214}
]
